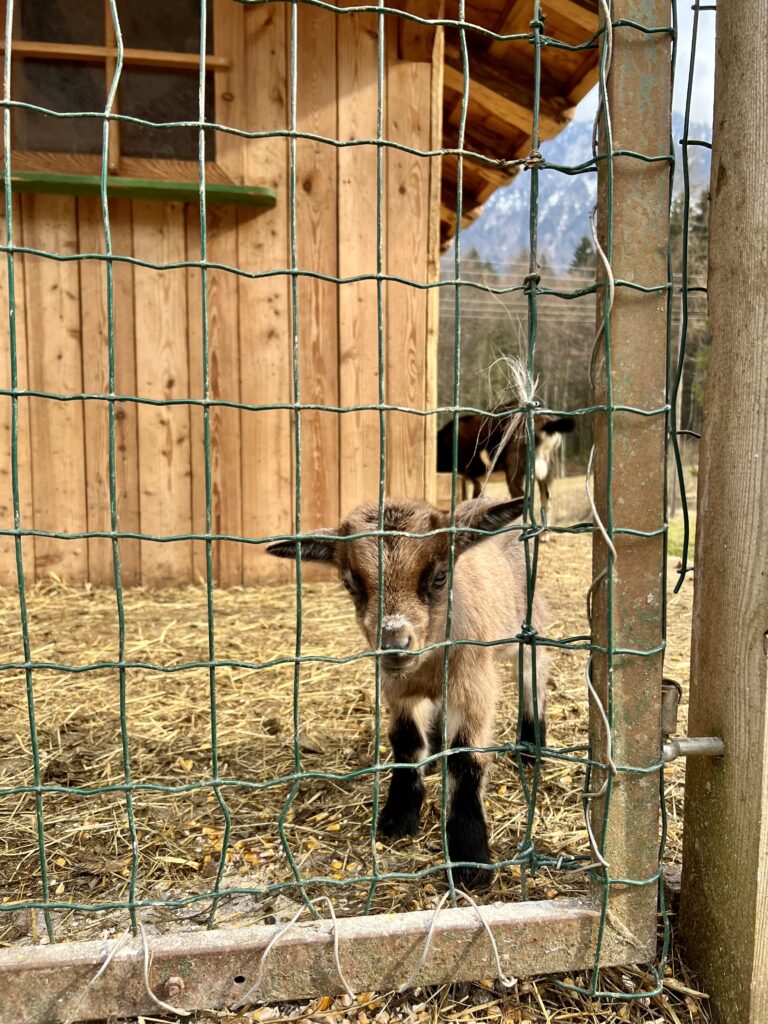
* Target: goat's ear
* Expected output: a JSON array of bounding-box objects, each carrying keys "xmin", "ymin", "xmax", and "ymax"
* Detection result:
[
  {"xmin": 453, "ymin": 498, "xmax": 525, "ymax": 551},
  {"xmin": 266, "ymin": 529, "xmax": 337, "ymax": 562}
]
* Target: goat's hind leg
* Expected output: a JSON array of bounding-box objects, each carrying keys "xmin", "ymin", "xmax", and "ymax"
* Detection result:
[{"xmin": 378, "ymin": 702, "xmax": 427, "ymax": 839}]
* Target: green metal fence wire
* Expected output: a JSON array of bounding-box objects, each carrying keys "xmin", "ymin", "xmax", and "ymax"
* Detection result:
[{"xmin": 0, "ymin": 0, "xmax": 710, "ymax": 1005}]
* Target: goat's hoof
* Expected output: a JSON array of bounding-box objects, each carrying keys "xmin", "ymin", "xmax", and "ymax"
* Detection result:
[
  {"xmin": 451, "ymin": 863, "xmax": 495, "ymax": 891},
  {"xmin": 378, "ymin": 806, "xmax": 420, "ymax": 839}
]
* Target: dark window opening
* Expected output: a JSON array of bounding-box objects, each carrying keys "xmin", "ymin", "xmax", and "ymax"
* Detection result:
[
  {"xmin": 121, "ymin": 68, "xmax": 216, "ymax": 161},
  {"xmin": 12, "ymin": 0, "xmax": 218, "ymax": 166}
]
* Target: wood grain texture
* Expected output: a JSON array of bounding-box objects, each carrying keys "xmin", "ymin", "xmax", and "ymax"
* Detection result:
[
  {"xmin": 132, "ymin": 200, "xmax": 193, "ymax": 585},
  {"xmin": 10, "ymin": 151, "xmax": 234, "ymax": 186},
  {"xmin": 213, "ymin": 0, "xmax": 246, "ymax": 187},
  {"xmin": 679, "ymin": 3, "xmax": 768, "ymax": 1021},
  {"xmin": 21, "ymin": 194, "xmax": 88, "ymax": 582},
  {"xmin": 0, "ymin": 0, "xmax": 447, "ymax": 585},
  {"xmin": 442, "ymin": 48, "xmax": 569, "ymax": 139},
  {"xmin": 77, "ymin": 198, "xmax": 140, "ymax": 585},
  {"xmin": 394, "ymin": 0, "xmax": 441, "ymax": 61},
  {"xmin": 187, "ymin": 204, "xmax": 243, "ymax": 586},
  {"xmin": 588, "ymin": 0, "xmax": 670, "ymax": 960},
  {"xmin": 239, "ymin": 1, "xmax": 294, "ymax": 584},
  {"xmin": 0, "ymin": 40, "xmax": 229, "ymax": 70},
  {"xmin": 0, "ymin": 195, "xmax": 34, "ymax": 587},
  {"xmin": 338, "ymin": 6, "xmax": 381, "ymax": 513},
  {"xmin": 386, "ymin": 38, "xmax": 431, "ymax": 499},
  {"xmin": 295, "ymin": 1, "xmax": 340, "ymax": 576},
  {"xmin": 424, "ymin": 16, "xmax": 444, "ymax": 504}
]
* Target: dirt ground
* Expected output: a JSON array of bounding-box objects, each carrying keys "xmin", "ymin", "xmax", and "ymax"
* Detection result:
[{"xmin": 0, "ymin": 487, "xmax": 705, "ymax": 1022}]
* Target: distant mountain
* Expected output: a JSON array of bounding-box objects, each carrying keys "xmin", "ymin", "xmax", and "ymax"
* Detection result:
[{"xmin": 452, "ymin": 113, "xmax": 711, "ymax": 270}]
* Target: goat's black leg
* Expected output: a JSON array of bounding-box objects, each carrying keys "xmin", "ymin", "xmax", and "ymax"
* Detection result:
[
  {"xmin": 446, "ymin": 735, "xmax": 494, "ymax": 889},
  {"xmin": 378, "ymin": 710, "xmax": 425, "ymax": 839},
  {"xmin": 519, "ymin": 712, "xmax": 547, "ymax": 762},
  {"xmin": 423, "ymin": 703, "xmax": 442, "ymax": 776}
]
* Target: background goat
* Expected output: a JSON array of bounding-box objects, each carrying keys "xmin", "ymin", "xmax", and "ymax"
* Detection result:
[
  {"xmin": 436, "ymin": 411, "xmax": 575, "ymax": 526},
  {"xmin": 267, "ymin": 496, "xmax": 549, "ymax": 889}
]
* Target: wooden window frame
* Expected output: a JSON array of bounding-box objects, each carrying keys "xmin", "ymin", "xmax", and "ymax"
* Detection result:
[{"xmin": 1, "ymin": 0, "xmax": 235, "ymax": 187}]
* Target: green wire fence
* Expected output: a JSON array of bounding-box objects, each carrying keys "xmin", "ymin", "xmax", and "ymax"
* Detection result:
[{"xmin": 0, "ymin": 0, "xmax": 712, "ymax": 1009}]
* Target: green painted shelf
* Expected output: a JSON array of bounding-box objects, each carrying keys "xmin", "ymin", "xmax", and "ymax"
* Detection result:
[{"xmin": 1, "ymin": 170, "xmax": 277, "ymax": 208}]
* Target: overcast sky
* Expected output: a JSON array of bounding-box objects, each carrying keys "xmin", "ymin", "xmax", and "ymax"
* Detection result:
[{"xmin": 573, "ymin": 5, "xmax": 716, "ymax": 126}]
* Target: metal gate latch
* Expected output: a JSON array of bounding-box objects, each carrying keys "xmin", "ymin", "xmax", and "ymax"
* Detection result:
[{"xmin": 661, "ymin": 678, "xmax": 726, "ymax": 762}]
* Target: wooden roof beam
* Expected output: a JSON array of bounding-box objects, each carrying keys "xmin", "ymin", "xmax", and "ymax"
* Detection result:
[
  {"xmin": 565, "ymin": 50, "xmax": 601, "ymax": 107},
  {"xmin": 440, "ymin": 176, "xmax": 488, "ymax": 226},
  {"xmin": 547, "ymin": 0, "xmax": 600, "ymax": 35},
  {"xmin": 442, "ymin": 119, "xmax": 527, "ymax": 169},
  {"xmin": 393, "ymin": 0, "xmax": 444, "ymax": 61},
  {"xmin": 443, "ymin": 41, "xmax": 572, "ymax": 138},
  {"xmin": 484, "ymin": 0, "xmax": 598, "ymax": 58}
]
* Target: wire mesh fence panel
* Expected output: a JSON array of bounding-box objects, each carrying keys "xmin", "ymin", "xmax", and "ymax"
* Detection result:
[{"xmin": 0, "ymin": 0, "xmax": 709, "ymax": 1019}]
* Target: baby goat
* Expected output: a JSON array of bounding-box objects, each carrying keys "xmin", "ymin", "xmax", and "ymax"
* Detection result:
[{"xmin": 267, "ymin": 497, "xmax": 549, "ymax": 889}]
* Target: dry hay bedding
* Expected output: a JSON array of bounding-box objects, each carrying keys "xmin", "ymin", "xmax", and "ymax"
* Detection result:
[{"xmin": 0, "ymin": 532, "xmax": 706, "ymax": 1021}]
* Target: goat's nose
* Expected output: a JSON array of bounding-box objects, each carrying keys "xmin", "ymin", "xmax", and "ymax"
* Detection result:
[{"xmin": 381, "ymin": 627, "xmax": 412, "ymax": 651}]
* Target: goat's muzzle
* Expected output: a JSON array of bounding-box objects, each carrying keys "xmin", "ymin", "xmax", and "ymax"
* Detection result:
[
  {"xmin": 380, "ymin": 651, "xmax": 417, "ymax": 672},
  {"xmin": 380, "ymin": 626, "xmax": 416, "ymax": 672}
]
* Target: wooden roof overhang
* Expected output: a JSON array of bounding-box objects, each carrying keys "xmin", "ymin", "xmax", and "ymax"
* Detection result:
[{"xmin": 436, "ymin": 0, "xmax": 600, "ymax": 245}]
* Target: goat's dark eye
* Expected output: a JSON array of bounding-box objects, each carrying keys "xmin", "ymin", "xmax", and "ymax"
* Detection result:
[
  {"xmin": 432, "ymin": 571, "xmax": 448, "ymax": 588},
  {"xmin": 342, "ymin": 573, "xmax": 365, "ymax": 602}
]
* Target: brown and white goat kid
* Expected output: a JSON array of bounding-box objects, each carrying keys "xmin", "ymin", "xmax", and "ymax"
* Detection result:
[{"xmin": 267, "ymin": 496, "xmax": 549, "ymax": 889}]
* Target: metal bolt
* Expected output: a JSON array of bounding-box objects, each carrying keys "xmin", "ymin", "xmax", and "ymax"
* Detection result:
[
  {"xmin": 663, "ymin": 736, "xmax": 726, "ymax": 762},
  {"xmin": 164, "ymin": 976, "xmax": 185, "ymax": 999}
]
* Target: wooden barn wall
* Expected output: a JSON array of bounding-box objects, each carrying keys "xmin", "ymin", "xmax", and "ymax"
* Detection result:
[{"xmin": 0, "ymin": 3, "xmax": 442, "ymax": 587}]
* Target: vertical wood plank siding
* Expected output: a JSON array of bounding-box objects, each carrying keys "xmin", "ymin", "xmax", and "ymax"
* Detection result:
[{"xmin": 0, "ymin": 4, "xmax": 442, "ymax": 586}]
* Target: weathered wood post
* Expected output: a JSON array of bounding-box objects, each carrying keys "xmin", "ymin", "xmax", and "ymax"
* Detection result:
[
  {"xmin": 679, "ymin": 3, "xmax": 768, "ymax": 1021},
  {"xmin": 589, "ymin": 0, "xmax": 670, "ymax": 959}
]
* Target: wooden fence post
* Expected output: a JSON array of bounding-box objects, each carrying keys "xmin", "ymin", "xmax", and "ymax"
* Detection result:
[
  {"xmin": 588, "ymin": 0, "xmax": 671, "ymax": 960},
  {"xmin": 679, "ymin": 3, "xmax": 768, "ymax": 1021}
]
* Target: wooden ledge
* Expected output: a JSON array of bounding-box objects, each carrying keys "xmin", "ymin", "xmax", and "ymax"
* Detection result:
[{"xmin": 0, "ymin": 170, "xmax": 277, "ymax": 209}]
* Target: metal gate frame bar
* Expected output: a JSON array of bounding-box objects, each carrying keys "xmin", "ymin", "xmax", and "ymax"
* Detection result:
[
  {"xmin": 0, "ymin": 900, "xmax": 641, "ymax": 1023},
  {"xmin": 0, "ymin": 0, "xmax": 671, "ymax": 1019}
]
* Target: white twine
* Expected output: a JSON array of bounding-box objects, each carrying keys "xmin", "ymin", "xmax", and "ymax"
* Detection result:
[
  {"xmin": 396, "ymin": 889, "xmax": 518, "ymax": 993},
  {"xmin": 231, "ymin": 895, "xmax": 355, "ymax": 1011},
  {"xmin": 479, "ymin": 356, "xmax": 539, "ymax": 497},
  {"xmin": 139, "ymin": 924, "xmax": 191, "ymax": 1017},
  {"xmin": 63, "ymin": 929, "xmax": 131, "ymax": 1024},
  {"xmin": 62, "ymin": 921, "xmax": 192, "ymax": 1022},
  {"xmin": 581, "ymin": 0, "xmax": 618, "ymax": 874},
  {"xmin": 589, "ymin": 0, "xmax": 616, "ymax": 391}
]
